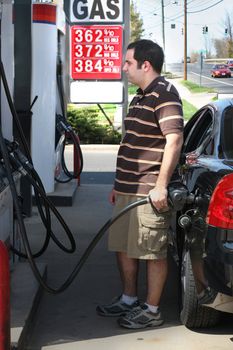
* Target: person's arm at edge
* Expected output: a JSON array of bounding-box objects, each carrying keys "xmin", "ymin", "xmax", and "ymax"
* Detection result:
[
  {"xmin": 149, "ymin": 132, "xmax": 183, "ymax": 211},
  {"xmin": 109, "ymin": 188, "xmax": 116, "ymax": 205}
]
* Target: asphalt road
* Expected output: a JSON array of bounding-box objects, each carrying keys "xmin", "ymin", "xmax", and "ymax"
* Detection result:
[
  {"xmin": 167, "ymin": 62, "xmax": 233, "ymax": 95},
  {"xmin": 25, "ymin": 146, "xmax": 233, "ymax": 350}
]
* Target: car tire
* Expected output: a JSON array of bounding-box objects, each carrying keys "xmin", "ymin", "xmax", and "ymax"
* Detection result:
[{"xmin": 179, "ymin": 251, "xmax": 220, "ymax": 328}]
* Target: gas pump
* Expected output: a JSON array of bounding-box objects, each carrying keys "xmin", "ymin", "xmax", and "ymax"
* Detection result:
[
  {"xmin": 31, "ymin": 2, "xmax": 67, "ymax": 193},
  {"xmin": 0, "ymin": 3, "xmax": 18, "ymax": 348},
  {"xmin": 30, "ymin": 1, "xmax": 83, "ymax": 192},
  {"xmin": 0, "ymin": 1, "xmax": 21, "ymax": 263}
]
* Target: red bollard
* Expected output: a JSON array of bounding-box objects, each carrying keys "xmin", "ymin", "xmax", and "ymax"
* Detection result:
[{"xmin": 0, "ymin": 241, "xmax": 10, "ymax": 350}]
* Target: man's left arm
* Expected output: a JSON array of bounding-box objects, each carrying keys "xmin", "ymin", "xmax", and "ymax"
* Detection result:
[{"xmin": 149, "ymin": 132, "xmax": 183, "ymax": 211}]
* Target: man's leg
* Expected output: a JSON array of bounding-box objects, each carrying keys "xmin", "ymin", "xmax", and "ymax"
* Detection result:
[
  {"xmin": 117, "ymin": 251, "xmax": 139, "ymax": 296},
  {"xmin": 117, "ymin": 257, "xmax": 166, "ymax": 328},
  {"xmin": 146, "ymin": 258, "xmax": 168, "ymax": 306},
  {"xmin": 96, "ymin": 251, "xmax": 139, "ymax": 317}
]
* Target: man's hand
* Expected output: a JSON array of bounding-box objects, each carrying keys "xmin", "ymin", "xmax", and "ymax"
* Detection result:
[
  {"xmin": 149, "ymin": 187, "xmax": 169, "ymax": 212},
  {"xmin": 109, "ymin": 188, "xmax": 116, "ymax": 205}
]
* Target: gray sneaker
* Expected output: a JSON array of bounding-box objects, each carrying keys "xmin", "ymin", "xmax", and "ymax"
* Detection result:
[
  {"xmin": 96, "ymin": 296, "xmax": 139, "ymax": 317},
  {"xmin": 118, "ymin": 304, "xmax": 164, "ymax": 329}
]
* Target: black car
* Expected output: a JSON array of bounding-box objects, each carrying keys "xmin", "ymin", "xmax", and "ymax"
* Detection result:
[{"xmin": 169, "ymin": 98, "xmax": 233, "ymax": 328}]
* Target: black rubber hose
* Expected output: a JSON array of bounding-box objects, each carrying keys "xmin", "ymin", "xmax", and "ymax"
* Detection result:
[
  {"xmin": 11, "ymin": 164, "xmax": 75, "ymax": 258},
  {"xmin": 0, "ymin": 61, "xmax": 56, "ymax": 257},
  {"xmin": 0, "ymin": 61, "xmax": 31, "ymax": 160},
  {"xmin": 55, "ymin": 118, "xmax": 83, "ymax": 183},
  {"xmin": 0, "ymin": 58, "xmax": 79, "ymax": 258},
  {"xmin": 3, "ymin": 141, "xmax": 74, "ymax": 257},
  {"xmin": 0, "ymin": 126, "xmax": 53, "ymax": 292},
  {"xmin": 55, "ymin": 137, "xmax": 71, "ymax": 184},
  {"xmin": 26, "ymin": 165, "xmax": 76, "ymax": 253},
  {"xmin": 2, "ymin": 139, "xmax": 148, "ymax": 293},
  {"xmin": 9, "ymin": 153, "xmax": 76, "ymax": 254}
]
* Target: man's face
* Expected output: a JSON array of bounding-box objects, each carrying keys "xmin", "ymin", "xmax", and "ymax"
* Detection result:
[{"xmin": 122, "ymin": 48, "xmax": 143, "ymax": 86}]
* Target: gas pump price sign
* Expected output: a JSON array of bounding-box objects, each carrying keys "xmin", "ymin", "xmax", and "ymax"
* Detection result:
[{"xmin": 71, "ymin": 25, "xmax": 123, "ymax": 80}]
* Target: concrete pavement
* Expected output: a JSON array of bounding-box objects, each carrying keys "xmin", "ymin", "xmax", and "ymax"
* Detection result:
[{"xmin": 169, "ymin": 78, "xmax": 217, "ymax": 109}]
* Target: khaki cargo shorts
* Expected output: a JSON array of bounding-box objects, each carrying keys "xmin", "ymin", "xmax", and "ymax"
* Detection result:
[{"xmin": 108, "ymin": 194, "xmax": 171, "ymax": 260}]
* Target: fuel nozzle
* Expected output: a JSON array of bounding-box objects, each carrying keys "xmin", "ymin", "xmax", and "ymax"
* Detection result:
[
  {"xmin": 149, "ymin": 181, "xmax": 201, "ymax": 213},
  {"xmin": 168, "ymin": 181, "xmax": 190, "ymax": 211}
]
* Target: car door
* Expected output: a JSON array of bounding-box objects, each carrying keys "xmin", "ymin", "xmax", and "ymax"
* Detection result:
[{"xmin": 180, "ymin": 106, "xmax": 215, "ymax": 193}]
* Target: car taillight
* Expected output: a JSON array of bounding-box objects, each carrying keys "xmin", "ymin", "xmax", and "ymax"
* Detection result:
[{"xmin": 206, "ymin": 173, "xmax": 233, "ymax": 229}]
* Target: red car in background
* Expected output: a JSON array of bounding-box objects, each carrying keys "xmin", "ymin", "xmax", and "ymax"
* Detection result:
[{"xmin": 211, "ymin": 64, "xmax": 231, "ymax": 78}]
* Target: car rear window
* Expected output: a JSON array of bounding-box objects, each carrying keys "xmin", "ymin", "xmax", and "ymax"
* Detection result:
[
  {"xmin": 222, "ymin": 106, "xmax": 233, "ymax": 159},
  {"xmin": 217, "ymin": 65, "xmax": 227, "ymax": 69}
]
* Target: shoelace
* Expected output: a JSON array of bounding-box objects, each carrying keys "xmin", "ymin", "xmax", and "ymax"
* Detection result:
[{"xmin": 125, "ymin": 306, "xmax": 144, "ymax": 319}]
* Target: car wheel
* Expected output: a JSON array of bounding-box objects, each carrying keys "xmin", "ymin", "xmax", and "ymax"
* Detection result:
[{"xmin": 179, "ymin": 251, "xmax": 220, "ymax": 328}]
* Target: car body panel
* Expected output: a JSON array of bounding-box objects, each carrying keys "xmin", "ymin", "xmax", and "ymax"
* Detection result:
[{"xmin": 170, "ymin": 99, "xmax": 233, "ymax": 318}]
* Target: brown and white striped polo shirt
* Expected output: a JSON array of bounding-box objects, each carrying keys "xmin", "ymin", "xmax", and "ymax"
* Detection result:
[{"xmin": 114, "ymin": 76, "xmax": 184, "ymax": 197}]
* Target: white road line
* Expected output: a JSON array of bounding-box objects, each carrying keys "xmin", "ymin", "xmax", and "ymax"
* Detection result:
[{"xmin": 191, "ymin": 71, "xmax": 233, "ymax": 87}]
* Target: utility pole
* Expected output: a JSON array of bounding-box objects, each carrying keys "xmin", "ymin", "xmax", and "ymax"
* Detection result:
[
  {"xmin": 184, "ymin": 0, "xmax": 187, "ymax": 80},
  {"xmin": 161, "ymin": 0, "xmax": 166, "ymax": 73}
]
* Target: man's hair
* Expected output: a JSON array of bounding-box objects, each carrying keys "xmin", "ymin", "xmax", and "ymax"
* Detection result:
[{"xmin": 127, "ymin": 40, "xmax": 164, "ymax": 74}]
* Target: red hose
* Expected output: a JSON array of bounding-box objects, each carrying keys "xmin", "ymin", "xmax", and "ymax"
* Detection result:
[{"xmin": 0, "ymin": 241, "xmax": 10, "ymax": 350}]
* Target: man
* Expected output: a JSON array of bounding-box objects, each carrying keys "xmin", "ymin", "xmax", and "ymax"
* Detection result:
[{"xmin": 96, "ymin": 40, "xmax": 184, "ymax": 329}]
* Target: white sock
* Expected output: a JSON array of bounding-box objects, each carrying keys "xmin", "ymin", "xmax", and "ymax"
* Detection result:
[
  {"xmin": 121, "ymin": 294, "xmax": 138, "ymax": 305},
  {"xmin": 145, "ymin": 302, "xmax": 159, "ymax": 313}
]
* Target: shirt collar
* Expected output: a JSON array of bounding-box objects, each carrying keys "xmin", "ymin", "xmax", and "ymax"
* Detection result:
[{"xmin": 136, "ymin": 75, "xmax": 164, "ymax": 95}]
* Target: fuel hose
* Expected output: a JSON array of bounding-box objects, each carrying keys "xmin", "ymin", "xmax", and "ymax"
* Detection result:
[
  {"xmin": 0, "ymin": 60, "xmax": 76, "ymax": 257},
  {"xmin": 1, "ymin": 134, "xmax": 148, "ymax": 293},
  {"xmin": 55, "ymin": 114, "xmax": 83, "ymax": 183}
]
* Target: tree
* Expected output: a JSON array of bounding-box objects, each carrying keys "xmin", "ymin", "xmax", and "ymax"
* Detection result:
[
  {"xmin": 214, "ymin": 38, "xmax": 228, "ymax": 58},
  {"xmin": 130, "ymin": 1, "xmax": 144, "ymax": 42},
  {"xmin": 224, "ymin": 11, "xmax": 233, "ymax": 57},
  {"xmin": 213, "ymin": 10, "xmax": 233, "ymax": 58}
]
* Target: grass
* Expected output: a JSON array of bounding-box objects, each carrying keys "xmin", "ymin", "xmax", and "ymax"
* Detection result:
[
  {"xmin": 128, "ymin": 84, "xmax": 138, "ymax": 95},
  {"xmin": 182, "ymin": 99, "xmax": 197, "ymax": 121},
  {"xmin": 181, "ymin": 80, "xmax": 216, "ymax": 93}
]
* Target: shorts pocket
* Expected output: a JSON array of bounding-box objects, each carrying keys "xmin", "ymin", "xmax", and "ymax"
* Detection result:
[{"xmin": 138, "ymin": 215, "xmax": 168, "ymax": 253}]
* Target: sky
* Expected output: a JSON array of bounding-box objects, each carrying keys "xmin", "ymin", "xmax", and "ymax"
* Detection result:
[{"xmin": 134, "ymin": 0, "xmax": 233, "ymax": 63}]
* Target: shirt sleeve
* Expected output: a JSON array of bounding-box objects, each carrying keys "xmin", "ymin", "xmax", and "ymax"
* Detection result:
[{"xmin": 155, "ymin": 90, "xmax": 184, "ymax": 136}]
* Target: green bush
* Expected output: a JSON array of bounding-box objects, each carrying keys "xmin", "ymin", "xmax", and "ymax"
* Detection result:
[{"xmin": 67, "ymin": 105, "xmax": 121, "ymax": 144}]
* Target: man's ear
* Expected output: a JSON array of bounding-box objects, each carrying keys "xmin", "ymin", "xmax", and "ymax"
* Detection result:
[{"xmin": 143, "ymin": 60, "xmax": 151, "ymax": 72}]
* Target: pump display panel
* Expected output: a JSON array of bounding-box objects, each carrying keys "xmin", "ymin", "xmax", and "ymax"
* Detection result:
[{"xmin": 71, "ymin": 25, "xmax": 123, "ymax": 80}]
